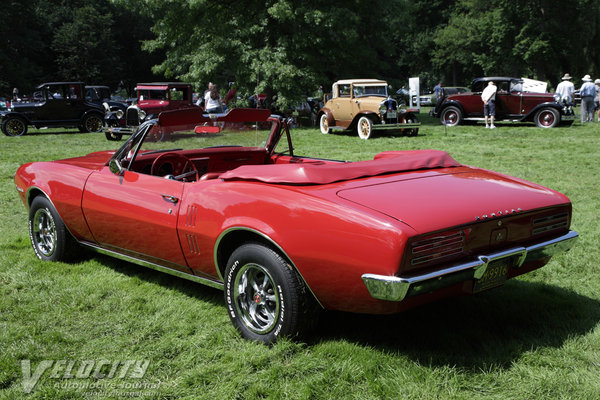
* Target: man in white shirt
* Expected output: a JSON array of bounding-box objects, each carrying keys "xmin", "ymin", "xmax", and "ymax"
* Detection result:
[
  {"xmin": 481, "ymin": 81, "xmax": 497, "ymax": 129},
  {"xmin": 555, "ymin": 73, "xmax": 575, "ymax": 105}
]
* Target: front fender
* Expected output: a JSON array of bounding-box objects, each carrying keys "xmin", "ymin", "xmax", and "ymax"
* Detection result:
[{"xmin": 0, "ymin": 111, "xmax": 33, "ymax": 125}]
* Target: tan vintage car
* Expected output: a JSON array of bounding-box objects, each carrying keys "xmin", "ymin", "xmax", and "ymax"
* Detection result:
[{"xmin": 318, "ymin": 79, "xmax": 420, "ymax": 139}]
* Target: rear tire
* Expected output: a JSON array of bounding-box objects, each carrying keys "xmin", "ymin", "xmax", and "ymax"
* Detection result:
[
  {"xmin": 440, "ymin": 106, "xmax": 462, "ymax": 127},
  {"xmin": 319, "ymin": 114, "xmax": 330, "ymax": 134},
  {"xmin": 224, "ymin": 243, "xmax": 315, "ymax": 344},
  {"xmin": 2, "ymin": 116, "xmax": 28, "ymax": 136}
]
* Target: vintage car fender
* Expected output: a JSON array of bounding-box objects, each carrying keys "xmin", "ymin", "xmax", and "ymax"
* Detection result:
[
  {"xmin": 353, "ymin": 111, "xmax": 380, "ymax": 125},
  {"xmin": 80, "ymin": 108, "xmax": 104, "ymax": 121},
  {"xmin": 521, "ymin": 102, "xmax": 564, "ymax": 121},
  {"xmin": 0, "ymin": 110, "xmax": 33, "ymax": 125},
  {"xmin": 317, "ymin": 108, "xmax": 336, "ymax": 127}
]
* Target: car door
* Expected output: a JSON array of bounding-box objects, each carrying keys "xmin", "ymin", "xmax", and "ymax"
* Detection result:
[
  {"xmin": 81, "ymin": 166, "xmax": 191, "ymax": 272},
  {"xmin": 37, "ymin": 84, "xmax": 84, "ymax": 123},
  {"xmin": 332, "ymin": 83, "xmax": 353, "ymax": 128}
]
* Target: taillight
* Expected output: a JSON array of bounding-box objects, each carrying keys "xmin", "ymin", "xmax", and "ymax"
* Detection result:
[
  {"xmin": 410, "ymin": 230, "xmax": 466, "ymax": 267},
  {"xmin": 532, "ymin": 212, "xmax": 569, "ymax": 235}
]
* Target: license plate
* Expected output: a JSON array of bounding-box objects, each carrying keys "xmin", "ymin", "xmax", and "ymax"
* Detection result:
[
  {"xmin": 473, "ymin": 259, "xmax": 509, "ymax": 292},
  {"xmin": 387, "ymin": 110, "xmax": 397, "ymax": 118}
]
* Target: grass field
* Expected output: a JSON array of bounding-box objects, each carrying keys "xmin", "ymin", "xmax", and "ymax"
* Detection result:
[{"xmin": 1, "ymin": 112, "xmax": 599, "ymax": 399}]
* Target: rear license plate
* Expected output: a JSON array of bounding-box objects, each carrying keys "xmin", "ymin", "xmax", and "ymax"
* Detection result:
[
  {"xmin": 473, "ymin": 259, "xmax": 509, "ymax": 292},
  {"xmin": 387, "ymin": 111, "xmax": 397, "ymax": 118}
]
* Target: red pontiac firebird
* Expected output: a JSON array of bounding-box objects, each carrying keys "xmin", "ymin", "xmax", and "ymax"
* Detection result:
[{"xmin": 15, "ymin": 108, "xmax": 578, "ymax": 343}]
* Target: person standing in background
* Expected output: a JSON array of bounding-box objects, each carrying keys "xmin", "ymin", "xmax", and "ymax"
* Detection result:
[
  {"xmin": 555, "ymin": 74, "xmax": 575, "ymax": 105},
  {"xmin": 481, "ymin": 81, "xmax": 497, "ymax": 129},
  {"xmin": 579, "ymin": 75, "xmax": 596, "ymax": 123}
]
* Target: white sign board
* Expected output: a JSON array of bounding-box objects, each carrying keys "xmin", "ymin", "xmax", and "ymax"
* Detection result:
[
  {"xmin": 521, "ymin": 78, "xmax": 547, "ymax": 93},
  {"xmin": 409, "ymin": 77, "xmax": 420, "ymax": 108}
]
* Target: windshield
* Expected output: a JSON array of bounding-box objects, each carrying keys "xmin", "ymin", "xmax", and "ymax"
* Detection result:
[
  {"xmin": 353, "ymin": 85, "xmax": 388, "ymax": 97},
  {"xmin": 138, "ymin": 89, "xmax": 168, "ymax": 101},
  {"xmin": 113, "ymin": 113, "xmax": 277, "ymax": 170}
]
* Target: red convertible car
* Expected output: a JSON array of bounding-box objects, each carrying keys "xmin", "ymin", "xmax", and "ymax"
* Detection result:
[{"xmin": 15, "ymin": 108, "xmax": 578, "ymax": 343}]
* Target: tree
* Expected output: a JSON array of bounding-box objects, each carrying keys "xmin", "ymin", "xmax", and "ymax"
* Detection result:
[{"xmin": 130, "ymin": 0, "xmax": 416, "ymax": 106}]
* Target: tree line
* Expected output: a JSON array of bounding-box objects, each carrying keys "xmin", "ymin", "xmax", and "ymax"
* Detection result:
[{"xmin": 2, "ymin": 0, "xmax": 599, "ymax": 105}]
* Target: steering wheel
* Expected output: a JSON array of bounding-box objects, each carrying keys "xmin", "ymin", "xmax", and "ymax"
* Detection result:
[{"xmin": 150, "ymin": 152, "xmax": 199, "ymax": 181}]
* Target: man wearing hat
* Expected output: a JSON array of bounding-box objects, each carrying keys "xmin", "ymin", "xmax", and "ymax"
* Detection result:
[
  {"xmin": 555, "ymin": 73, "xmax": 574, "ymax": 106},
  {"xmin": 580, "ymin": 74, "xmax": 596, "ymax": 123},
  {"xmin": 481, "ymin": 81, "xmax": 497, "ymax": 129}
]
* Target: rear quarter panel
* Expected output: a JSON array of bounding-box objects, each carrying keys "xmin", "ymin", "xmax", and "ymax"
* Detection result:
[{"xmin": 177, "ymin": 180, "xmax": 413, "ymax": 313}]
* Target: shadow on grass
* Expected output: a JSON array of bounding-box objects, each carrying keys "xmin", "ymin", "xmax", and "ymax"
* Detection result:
[
  {"xmin": 90, "ymin": 253, "xmax": 224, "ymax": 307},
  {"xmin": 312, "ymin": 280, "xmax": 600, "ymax": 370},
  {"xmin": 24, "ymin": 129, "xmax": 83, "ymax": 135}
]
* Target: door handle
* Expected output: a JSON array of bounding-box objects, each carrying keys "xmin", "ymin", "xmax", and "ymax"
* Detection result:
[{"xmin": 161, "ymin": 194, "xmax": 179, "ymax": 203}]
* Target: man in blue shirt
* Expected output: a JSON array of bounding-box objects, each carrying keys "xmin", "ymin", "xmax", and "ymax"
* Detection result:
[{"xmin": 579, "ymin": 74, "xmax": 596, "ymax": 123}]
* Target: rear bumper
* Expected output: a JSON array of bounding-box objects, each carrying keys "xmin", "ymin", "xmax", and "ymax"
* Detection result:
[{"xmin": 362, "ymin": 230, "xmax": 578, "ymax": 302}]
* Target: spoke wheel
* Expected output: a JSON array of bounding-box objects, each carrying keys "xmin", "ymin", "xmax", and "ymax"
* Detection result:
[
  {"xmin": 83, "ymin": 114, "xmax": 103, "ymax": 132},
  {"xmin": 2, "ymin": 117, "xmax": 28, "ymax": 136},
  {"xmin": 319, "ymin": 114, "xmax": 330, "ymax": 134},
  {"xmin": 357, "ymin": 116, "xmax": 373, "ymax": 139}
]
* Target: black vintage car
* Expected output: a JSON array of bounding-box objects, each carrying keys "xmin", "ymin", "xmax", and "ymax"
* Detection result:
[{"xmin": 0, "ymin": 82, "xmax": 105, "ymax": 136}]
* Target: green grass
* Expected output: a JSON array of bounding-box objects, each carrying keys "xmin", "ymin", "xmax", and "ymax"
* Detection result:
[{"xmin": 1, "ymin": 114, "xmax": 599, "ymax": 399}]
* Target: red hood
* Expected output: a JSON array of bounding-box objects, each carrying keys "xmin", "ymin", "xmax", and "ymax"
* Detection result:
[
  {"xmin": 54, "ymin": 151, "xmax": 114, "ymax": 170},
  {"xmin": 336, "ymin": 167, "xmax": 571, "ymax": 233}
]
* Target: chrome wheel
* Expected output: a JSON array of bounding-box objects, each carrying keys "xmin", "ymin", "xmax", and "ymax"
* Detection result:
[
  {"xmin": 233, "ymin": 263, "xmax": 280, "ymax": 334},
  {"xmin": 31, "ymin": 207, "xmax": 56, "ymax": 257}
]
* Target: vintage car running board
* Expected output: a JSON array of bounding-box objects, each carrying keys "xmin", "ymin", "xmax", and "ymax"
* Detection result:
[
  {"xmin": 80, "ymin": 242, "xmax": 224, "ymax": 290},
  {"xmin": 362, "ymin": 230, "xmax": 578, "ymax": 302}
]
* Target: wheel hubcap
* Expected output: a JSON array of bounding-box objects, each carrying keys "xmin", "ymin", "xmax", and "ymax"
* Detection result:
[
  {"xmin": 234, "ymin": 263, "xmax": 279, "ymax": 333},
  {"xmin": 32, "ymin": 208, "xmax": 56, "ymax": 256}
]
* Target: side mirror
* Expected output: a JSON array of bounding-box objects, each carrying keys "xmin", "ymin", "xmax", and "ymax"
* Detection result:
[{"xmin": 109, "ymin": 158, "xmax": 123, "ymax": 175}]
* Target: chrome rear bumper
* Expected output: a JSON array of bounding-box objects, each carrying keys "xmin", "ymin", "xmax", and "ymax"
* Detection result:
[{"xmin": 362, "ymin": 230, "xmax": 578, "ymax": 302}]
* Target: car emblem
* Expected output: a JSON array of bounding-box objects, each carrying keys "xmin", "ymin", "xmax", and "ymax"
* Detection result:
[{"xmin": 475, "ymin": 208, "xmax": 522, "ymax": 221}]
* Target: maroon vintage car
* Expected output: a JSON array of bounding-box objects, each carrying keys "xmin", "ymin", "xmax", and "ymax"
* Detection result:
[
  {"xmin": 104, "ymin": 82, "xmax": 198, "ymax": 140},
  {"xmin": 432, "ymin": 77, "xmax": 575, "ymax": 128},
  {"xmin": 16, "ymin": 108, "xmax": 578, "ymax": 343}
]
